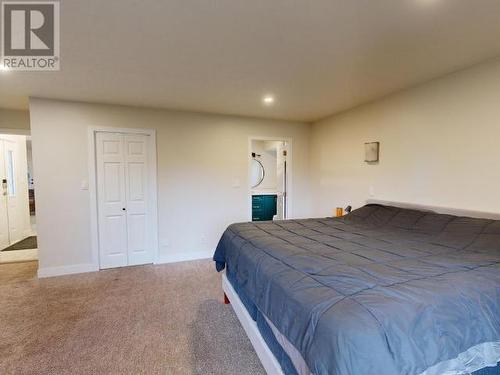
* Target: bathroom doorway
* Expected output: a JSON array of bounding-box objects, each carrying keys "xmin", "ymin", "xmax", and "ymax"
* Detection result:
[{"xmin": 248, "ymin": 137, "xmax": 291, "ymax": 222}]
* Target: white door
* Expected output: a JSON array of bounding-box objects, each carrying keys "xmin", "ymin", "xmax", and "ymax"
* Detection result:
[
  {"xmin": 123, "ymin": 134, "xmax": 150, "ymax": 266},
  {"xmin": 96, "ymin": 132, "xmax": 153, "ymax": 269},
  {"xmin": 96, "ymin": 132, "xmax": 128, "ymax": 269},
  {"xmin": 0, "ymin": 136, "xmax": 31, "ymax": 250},
  {"xmin": 276, "ymin": 142, "xmax": 288, "ymax": 220},
  {"xmin": 0, "ymin": 141, "xmax": 9, "ymax": 249},
  {"xmin": 4, "ymin": 139, "xmax": 22, "ymax": 244}
]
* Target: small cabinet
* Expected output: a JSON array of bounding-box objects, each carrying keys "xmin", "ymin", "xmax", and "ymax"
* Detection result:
[{"xmin": 252, "ymin": 194, "xmax": 277, "ymax": 221}]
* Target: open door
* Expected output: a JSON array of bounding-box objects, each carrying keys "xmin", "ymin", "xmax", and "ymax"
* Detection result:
[
  {"xmin": 4, "ymin": 139, "xmax": 23, "ymax": 244},
  {"xmin": 276, "ymin": 142, "xmax": 288, "ymax": 220},
  {"xmin": 0, "ymin": 135, "xmax": 31, "ymax": 250},
  {"xmin": 249, "ymin": 138, "xmax": 291, "ymax": 222},
  {"xmin": 0, "ymin": 140, "xmax": 9, "ymax": 249}
]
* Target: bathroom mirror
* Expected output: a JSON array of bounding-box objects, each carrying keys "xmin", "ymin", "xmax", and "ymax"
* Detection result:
[{"xmin": 250, "ymin": 159, "xmax": 265, "ymax": 188}]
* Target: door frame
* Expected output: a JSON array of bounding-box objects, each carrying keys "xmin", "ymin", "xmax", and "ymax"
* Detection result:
[
  {"xmin": 88, "ymin": 126, "xmax": 159, "ymax": 270},
  {"xmin": 0, "ymin": 131, "xmax": 33, "ymax": 245},
  {"xmin": 0, "ymin": 128, "xmax": 35, "ymax": 264},
  {"xmin": 248, "ymin": 136, "xmax": 293, "ymax": 221}
]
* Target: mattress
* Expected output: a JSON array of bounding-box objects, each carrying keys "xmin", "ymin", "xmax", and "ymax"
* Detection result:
[{"xmin": 214, "ymin": 204, "xmax": 500, "ymax": 375}]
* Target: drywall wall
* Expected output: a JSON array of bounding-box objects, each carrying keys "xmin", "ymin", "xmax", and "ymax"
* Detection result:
[
  {"xmin": 310, "ymin": 58, "xmax": 500, "ymax": 216},
  {"xmin": 0, "ymin": 108, "xmax": 30, "ymax": 132},
  {"xmin": 29, "ymin": 98, "xmax": 311, "ymax": 276}
]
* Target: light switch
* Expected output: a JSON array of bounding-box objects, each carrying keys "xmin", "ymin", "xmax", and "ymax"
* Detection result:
[
  {"xmin": 81, "ymin": 179, "xmax": 89, "ymax": 190},
  {"xmin": 232, "ymin": 177, "xmax": 240, "ymax": 188},
  {"xmin": 369, "ymin": 186, "xmax": 375, "ymax": 197}
]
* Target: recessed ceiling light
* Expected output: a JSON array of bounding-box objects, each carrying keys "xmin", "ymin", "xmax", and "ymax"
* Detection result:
[{"xmin": 262, "ymin": 95, "xmax": 275, "ymax": 106}]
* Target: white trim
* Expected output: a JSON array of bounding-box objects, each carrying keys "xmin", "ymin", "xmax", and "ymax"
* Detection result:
[
  {"xmin": 248, "ymin": 136, "xmax": 293, "ymax": 221},
  {"xmin": 366, "ymin": 199, "xmax": 500, "ymax": 220},
  {"xmin": 156, "ymin": 250, "xmax": 212, "ymax": 264},
  {"xmin": 222, "ymin": 273, "xmax": 284, "ymax": 375},
  {"xmin": 87, "ymin": 126, "xmax": 159, "ymax": 271},
  {"xmin": 38, "ymin": 263, "xmax": 98, "ymax": 278},
  {"xmin": 88, "ymin": 128, "xmax": 99, "ymax": 269}
]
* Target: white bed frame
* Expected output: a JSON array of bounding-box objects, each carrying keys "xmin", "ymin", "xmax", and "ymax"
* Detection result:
[
  {"xmin": 222, "ymin": 200, "xmax": 500, "ymax": 375},
  {"xmin": 222, "ymin": 273, "xmax": 284, "ymax": 375}
]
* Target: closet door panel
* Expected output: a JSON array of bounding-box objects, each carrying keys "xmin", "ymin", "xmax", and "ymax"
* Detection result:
[
  {"xmin": 124, "ymin": 134, "xmax": 151, "ymax": 266},
  {"xmin": 96, "ymin": 133, "xmax": 128, "ymax": 269}
]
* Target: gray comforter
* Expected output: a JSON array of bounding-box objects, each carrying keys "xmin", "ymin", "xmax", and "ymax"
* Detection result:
[{"xmin": 213, "ymin": 205, "xmax": 500, "ymax": 375}]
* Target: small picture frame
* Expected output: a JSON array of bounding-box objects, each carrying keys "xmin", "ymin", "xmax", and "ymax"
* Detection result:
[{"xmin": 364, "ymin": 142, "xmax": 379, "ymax": 163}]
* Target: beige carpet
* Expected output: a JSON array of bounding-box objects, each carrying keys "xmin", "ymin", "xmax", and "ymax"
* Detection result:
[{"xmin": 0, "ymin": 260, "xmax": 266, "ymax": 375}]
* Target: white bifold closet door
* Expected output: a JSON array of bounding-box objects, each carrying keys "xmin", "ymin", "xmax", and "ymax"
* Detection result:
[{"xmin": 96, "ymin": 132, "xmax": 152, "ymax": 269}]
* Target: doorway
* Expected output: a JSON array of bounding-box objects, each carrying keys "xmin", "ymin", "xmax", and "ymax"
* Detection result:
[
  {"xmin": 249, "ymin": 137, "xmax": 291, "ymax": 222},
  {"xmin": 90, "ymin": 128, "xmax": 158, "ymax": 270},
  {"xmin": 0, "ymin": 133, "xmax": 38, "ymax": 264}
]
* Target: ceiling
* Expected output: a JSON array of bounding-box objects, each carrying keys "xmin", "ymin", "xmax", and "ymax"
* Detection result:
[{"xmin": 1, "ymin": 0, "xmax": 500, "ymax": 122}]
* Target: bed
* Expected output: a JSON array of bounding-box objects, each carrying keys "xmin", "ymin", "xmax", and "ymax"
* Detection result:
[{"xmin": 213, "ymin": 201, "xmax": 500, "ymax": 375}]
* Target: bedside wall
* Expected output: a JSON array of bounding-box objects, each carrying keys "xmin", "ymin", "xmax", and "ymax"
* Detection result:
[{"xmin": 310, "ymin": 58, "xmax": 500, "ymax": 216}]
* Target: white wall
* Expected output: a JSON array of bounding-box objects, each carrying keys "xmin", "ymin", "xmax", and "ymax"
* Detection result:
[
  {"xmin": 0, "ymin": 108, "xmax": 30, "ymax": 132},
  {"xmin": 29, "ymin": 98, "xmax": 311, "ymax": 276},
  {"xmin": 310, "ymin": 58, "xmax": 500, "ymax": 216},
  {"xmin": 28, "ymin": 58, "xmax": 500, "ymax": 276}
]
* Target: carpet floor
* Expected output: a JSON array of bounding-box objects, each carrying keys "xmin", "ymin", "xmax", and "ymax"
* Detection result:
[{"xmin": 0, "ymin": 260, "xmax": 265, "ymax": 375}]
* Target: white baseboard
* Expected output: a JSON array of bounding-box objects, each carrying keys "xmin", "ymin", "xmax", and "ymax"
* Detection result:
[
  {"xmin": 37, "ymin": 263, "xmax": 98, "ymax": 278},
  {"xmin": 37, "ymin": 251, "xmax": 212, "ymax": 278},
  {"xmin": 155, "ymin": 250, "xmax": 212, "ymax": 265}
]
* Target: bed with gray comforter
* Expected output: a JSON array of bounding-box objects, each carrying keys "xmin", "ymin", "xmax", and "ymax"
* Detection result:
[{"xmin": 214, "ymin": 204, "xmax": 500, "ymax": 375}]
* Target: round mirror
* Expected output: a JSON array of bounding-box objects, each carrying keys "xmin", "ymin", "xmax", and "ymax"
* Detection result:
[{"xmin": 250, "ymin": 159, "xmax": 265, "ymax": 188}]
